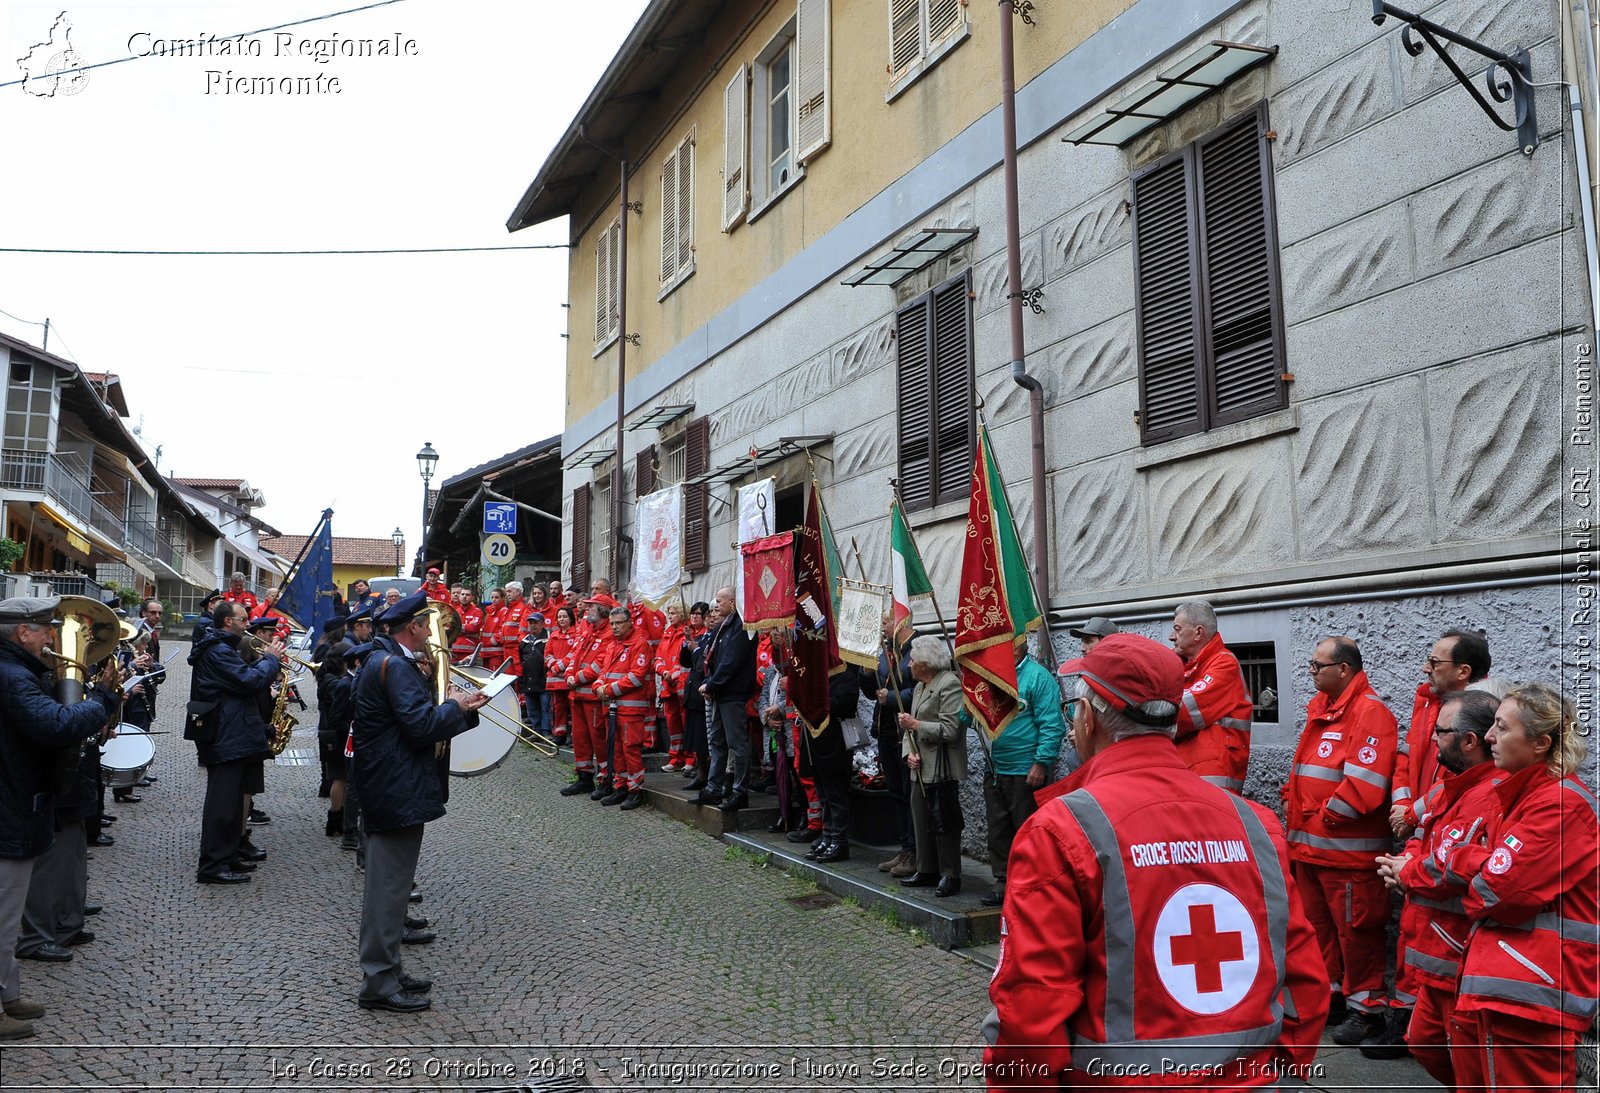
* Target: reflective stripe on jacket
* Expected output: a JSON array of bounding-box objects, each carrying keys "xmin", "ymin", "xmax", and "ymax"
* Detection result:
[
  {"xmin": 1284, "ymin": 672, "xmax": 1398, "ymax": 869},
  {"xmin": 1396, "ymin": 761, "xmax": 1502, "ymax": 989},
  {"xmin": 499, "ymin": 602, "xmax": 530, "ymax": 653},
  {"xmin": 569, "ymin": 624, "xmax": 612, "ymax": 703},
  {"xmin": 983, "ymin": 735, "xmax": 1328, "ymax": 1089},
  {"xmin": 598, "ymin": 631, "xmax": 655, "ymax": 711},
  {"xmin": 1175, "ymin": 634, "xmax": 1253, "ymax": 794},
  {"xmin": 544, "ymin": 627, "xmax": 575, "ymax": 692},
  {"xmin": 654, "ymin": 623, "xmax": 690, "ymax": 695},
  {"xmin": 1446, "ymin": 765, "xmax": 1600, "ymax": 1031},
  {"xmin": 1392, "ymin": 684, "xmax": 1441, "ymax": 822}
]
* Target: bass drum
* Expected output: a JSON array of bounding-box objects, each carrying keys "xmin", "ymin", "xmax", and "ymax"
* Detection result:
[
  {"xmin": 448, "ymin": 666, "xmax": 520, "ymax": 777},
  {"xmin": 100, "ymin": 723, "xmax": 155, "ymax": 788}
]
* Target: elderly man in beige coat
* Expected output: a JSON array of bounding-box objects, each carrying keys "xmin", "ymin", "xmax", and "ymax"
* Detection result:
[{"xmin": 896, "ymin": 635, "xmax": 967, "ymax": 897}]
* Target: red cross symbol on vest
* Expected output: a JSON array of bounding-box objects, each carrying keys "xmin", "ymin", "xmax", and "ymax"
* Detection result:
[{"xmin": 1152, "ymin": 882, "xmax": 1260, "ymax": 1015}]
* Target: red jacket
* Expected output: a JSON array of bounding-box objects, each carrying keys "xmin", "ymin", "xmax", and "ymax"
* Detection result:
[
  {"xmin": 568, "ymin": 622, "xmax": 612, "ymax": 704},
  {"xmin": 1175, "ymin": 634, "xmax": 1253, "ymax": 793},
  {"xmin": 1444, "ymin": 764, "xmax": 1600, "ymax": 1032},
  {"xmin": 596, "ymin": 630, "xmax": 655, "ymax": 712},
  {"xmin": 654, "ymin": 623, "xmax": 690, "ymax": 696},
  {"xmin": 1392, "ymin": 684, "xmax": 1442, "ymax": 826},
  {"xmin": 499, "ymin": 601, "xmax": 530, "ymax": 652},
  {"xmin": 984, "ymin": 735, "xmax": 1328, "ymax": 1089},
  {"xmin": 248, "ymin": 603, "xmax": 292, "ymax": 643},
  {"xmin": 1395, "ymin": 760, "xmax": 1503, "ymax": 990},
  {"xmin": 452, "ymin": 603, "xmax": 483, "ymax": 663},
  {"xmin": 544, "ymin": 627, "xmax": 576, "ymax": 692},
  {"xmin": 224, "ymin": 589, "xmax": 258, "ymax": 612},
  {"xmin": 422, "ymin": 580, "xmax": 450, "ymax": 603},
  {"xmin": 1283, "ymin": 671, "xmax": 1399, "ymax": 869}
]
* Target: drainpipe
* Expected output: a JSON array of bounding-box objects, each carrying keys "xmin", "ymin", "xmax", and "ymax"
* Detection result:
[
  {"xmin": 580, "ymin": 126, "xmax": 629, "ymax": 589},
  {"xmin": 998, "ymin": 1, "xmax": 1054, "ymax": 666},
  {"xmin": 1563, "ymin": 0, "xmax": 1600, "ymax": 344}
]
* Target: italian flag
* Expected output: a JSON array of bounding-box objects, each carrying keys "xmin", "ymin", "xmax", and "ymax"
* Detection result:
[
  {"xmin": 955, "ymin": 422, "xmax": 1041, "ymax": 741},
  {"xmin": 889, "ymin": 499, "xmax": 932, "ymax": 630}
]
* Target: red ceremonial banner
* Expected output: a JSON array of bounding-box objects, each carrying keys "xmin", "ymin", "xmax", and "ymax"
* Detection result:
[
  {"xmin": 740, "ymin": 532, "xmax": 797, "ymax": 631},
  {"xmin": 790, "ymin": 480, "xmax": 841, "ymax": 737}
]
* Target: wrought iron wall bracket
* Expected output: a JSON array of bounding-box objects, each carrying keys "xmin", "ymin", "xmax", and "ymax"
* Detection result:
[
  {"xmin": 1009, "ymin": 1, "xmax": 1037, "ymax": 27},
  {"xmin": 1372, "ymin": 0, "xmax": 1539, "ymax": 155},
  {"xmin": 1007, "ymin": 286, "xmax": 1046, "ymax": 314}
]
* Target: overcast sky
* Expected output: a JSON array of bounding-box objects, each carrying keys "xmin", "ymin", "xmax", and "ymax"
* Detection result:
[{"xmin": 0, "ymin": 0, "xmax": 647, "ymax": 551}]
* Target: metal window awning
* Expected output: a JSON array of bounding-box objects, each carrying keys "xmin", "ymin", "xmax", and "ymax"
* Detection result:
[
  {"xmin": 565, "ymin": 448, "xmax": 614, "ymax": 470},
  {"xmin": 1062, "ymin": 41, "xmax": 1278, "ymax": 148},
  {"xmin": 688, "ymin": 435, "xmax": 834, "ymax": 487},
  {"xmin": 842, "ymin": 227, "xmax": 978, "ymax": 288},
  {"xmin": 626, "ymin": 403, "xmax": 694, "ymax": 431}
]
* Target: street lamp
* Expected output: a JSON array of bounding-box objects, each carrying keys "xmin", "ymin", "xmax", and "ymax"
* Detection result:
[
  {"xmin": 416, "ymin": 442, "xmax": 439, "ymax": 577},
  {"xmin": 391, "ymin": 527, "xmax": 404, "ymax": 577}
]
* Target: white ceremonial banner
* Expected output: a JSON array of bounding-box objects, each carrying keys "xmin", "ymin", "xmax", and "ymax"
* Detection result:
[
  {"xmin": 836, "ymin": 578, "xmax": 889, "ymax": 670},
  {"xmin": 735, "ymin": 478, "xmax": 777, "ymax": 616},
  {"xmin": 633, "ymin": 485, "xmax": 684, "ymax": 607}
]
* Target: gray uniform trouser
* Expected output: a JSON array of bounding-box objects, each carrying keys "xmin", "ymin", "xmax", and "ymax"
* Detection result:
[
  {"xmin": 18, "ymin": 820, "xmax": 86, "ymax": 952},
  {"xmin": 0, "ymin": 855, "xmax": 38, "ymax": 1003},
  {"xmin": 706, "ymin": 700, "xmax": 750, "ymax": 797},
  {"xmin": 984, "ymin": 772, "xmax": 1039, "ymax": 886},
  {"xmin": 358, "ymin": 824, "xmax": 424, "ymax": 1000}
]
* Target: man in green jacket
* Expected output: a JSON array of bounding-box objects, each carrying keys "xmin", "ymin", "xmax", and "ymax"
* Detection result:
[{"xmin": 980, "ymin": 643, "xmax": 1068, "ymax": 907}]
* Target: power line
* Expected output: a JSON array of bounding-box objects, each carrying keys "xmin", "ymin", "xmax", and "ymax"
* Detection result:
[
  {"xmin": 0, "ymin": 244, "xmax": 567, "ymax": 256},
  {"xmin": 0, "ymin": 306, "xmax": 46, "ymax": 327},
  {"xmin": 0, "ymin": 0, "xmax": 411, "ymax": 91}
]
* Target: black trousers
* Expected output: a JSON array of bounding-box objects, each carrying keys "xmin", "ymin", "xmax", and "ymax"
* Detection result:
[
  {"xmin": 876, "ymin": 726, "xmax": 915, "ymax": 853},
  {"xmin": 683, "ymin": 698, "xmax": 710, "ymax": 771},
  {"xmin": 198, "ymin": 759, "xmax": 247, "ymax": 876}
]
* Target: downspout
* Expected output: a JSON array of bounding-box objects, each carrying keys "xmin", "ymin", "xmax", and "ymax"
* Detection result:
[
  {"xmin": 579, "ymin": 125, "xmax": 630, "ymax": 589},
  {"xmin": 1563, "ymin": 0, "xmax": 1600, "ymax": 344},
  {"xmin": 998, "ymin": 1, "xmax": 1054, "ymax": 666}
]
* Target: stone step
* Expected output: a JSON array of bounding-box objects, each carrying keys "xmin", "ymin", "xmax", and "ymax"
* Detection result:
[{"xmin": 723, "ymin": 829, "xmax": 1001, "ymax": 951}]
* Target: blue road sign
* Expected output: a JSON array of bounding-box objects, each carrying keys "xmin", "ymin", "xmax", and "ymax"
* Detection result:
[{"xmin": 483, "ymin": 502, "xmax": 517, "ymax": 535}]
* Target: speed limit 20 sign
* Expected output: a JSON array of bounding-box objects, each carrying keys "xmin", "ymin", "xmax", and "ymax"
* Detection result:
[{"xmin": 481, "ymin": 533, "xmax": 516, "ymax": 567}]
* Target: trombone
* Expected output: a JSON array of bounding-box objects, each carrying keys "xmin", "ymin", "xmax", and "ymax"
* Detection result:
[
  {"xmin": 241, "ymin": 631, "xmax": 321, "ymax": 674},
  {"xmin": 422, "ymin": 602, "xmax": 559, "ymax": 758}
]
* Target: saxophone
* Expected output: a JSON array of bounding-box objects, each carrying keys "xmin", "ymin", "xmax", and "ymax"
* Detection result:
[{"xmin": 268, "ymin": 660, "xmax": 297, "ymax": 756}]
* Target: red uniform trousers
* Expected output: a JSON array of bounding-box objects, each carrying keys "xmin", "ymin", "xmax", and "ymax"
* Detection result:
[
  {"xmin": 549, "ymin": 690, "xmax": 571, "ymax": 739},
  {"xmin": 1448, "ymin": 1008, "xmax": 1577, "ymax": 1093},
  {"xmin": 662, "ymin": 693, "xmax": 687, "ymax": 765},
  {"xmin": 791, "ymin": 720, "xmax": 821, "ymax": 831},
  {"xmin": 1290, "ymin": 862, "xmax": 1389, "ymax": 1013},
  {"xmin": 571, "ymin": 698, "xmax": 605, "ymax": 778},
  {"xmin": 612, "ymin": 709, "xmax": 648, "ymax": 791},
  {"xmin": 1406, "ymin": 981, "xmax": 1455, "ymax": 1088}
]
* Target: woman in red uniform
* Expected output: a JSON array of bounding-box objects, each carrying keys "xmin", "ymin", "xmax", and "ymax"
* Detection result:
[
  {"xmin": 544, "ymin": 605, "xmax": 577, "ymax": 744},
  {"xmin": 655, "ymin": 602, "xmax": 691, "ymax": 770},
  {"xmin": 1442, "ymin": 683, "xmax": 1597, "ymax": 1093},
  {"xmin": 480, "ymin": 587, "xmax": 506, "ymax": 672}
]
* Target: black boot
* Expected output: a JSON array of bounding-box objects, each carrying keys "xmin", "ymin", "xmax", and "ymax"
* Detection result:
[
  {"xmin": 1359, "ymin": 1007, "xmax": 1412, "ymax": 1059},
  {"xmin": 325, "ymin": 809, "xmax": 343, "ymax": 837},
  {"xmin": 559, "ymin": 772, "xmax": 595, "ymax": 797},
  {"xmin": 589, "ymin": 778, "xmax": 612, "ymax": 801}
]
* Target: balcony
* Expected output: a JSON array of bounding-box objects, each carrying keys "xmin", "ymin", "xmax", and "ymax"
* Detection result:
[
  {"xmin": 1, "ymin": 448, "xmax": 114, "ymax": 538},
  {"xmin": 28, "ymin": 571, "xmax": 105, "ymax": 600}
]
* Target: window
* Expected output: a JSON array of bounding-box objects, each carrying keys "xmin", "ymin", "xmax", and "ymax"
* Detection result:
[
  {"xmin": 659, "ymin": 435, "xmax": 687, "ymax": 486},
  {"xmin": 659, "ymin": 131, "xmax": 695, "ymax": 295},
  {"xmin": 895, "ymin": 273, "xmax": 974, "ymax": 511},
  {"xmin": 725, "ymin": 0, "xmax": 830, "ymax": 227},
  {"xmin": 570, "ymin": 485, "xmax": 591, "ymax": 591},
  {"xmin": 682, "ymin": 416, "xmax": 711, "ymax": 572},
  {"xmin": 1132, "ymin": 104, "xmax": 1287, "ymax": 445},
  {"xmin": 888, "ymin": 0, "xmax": 966, "ymax": 95},
  {"xmin": 594, "ymin": 215, "xmax": 621, "ymax": 350},
  {"xmin": 593, "ymin": 476, "xmax": 613, "ymax": 583},
  {"xmin": 1231, "ymin": 641, "xmax": 1280, "ymax": 725},
  {"xmin": 5, "ymin": 359, "xmax": 58, "ymax": 452}
]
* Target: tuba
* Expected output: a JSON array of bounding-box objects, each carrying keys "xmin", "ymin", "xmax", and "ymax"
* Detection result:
[
  {"xmin": 47, "ymin": 595, "xmax": 122, "ymax": 793},
  {"xmin": 423, "ymin": 601, "xmax": 462, "ymax": 703}
]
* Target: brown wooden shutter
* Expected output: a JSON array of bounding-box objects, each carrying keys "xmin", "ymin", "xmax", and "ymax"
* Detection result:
[
  {"xmin": 1133, "ymin": 152, "xmax": 1203, "ymax": 444},
  {"xmin": 683, "ymin": 416, "xmax": 711, "ymax": 572},
  {"xmin": 1196, "ymin": 108, "xmax": 1285, "ymax": 426},
  {"xmin": 931, "ymin": 274, "xmax": 974, "ymax": 504},
  {"xmin": 636, "ymin": 445, "xmax": 658, "ymax": 498},
  {"xmin": 570, "ymin": 485, "xmax": 591, "ymax": 592},
  {"xmin": 895, "ymin": 295, "xmax": 934, "ymax": 509}
]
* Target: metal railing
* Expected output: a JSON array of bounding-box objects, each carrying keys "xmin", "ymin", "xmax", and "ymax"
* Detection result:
[
  {"xmin": 29, "ymin": 571, "xmax": 105, "ymax": 600},
  {"xmin": 0, "ymin": 449, "xmax": 46, "ymax": 490}
]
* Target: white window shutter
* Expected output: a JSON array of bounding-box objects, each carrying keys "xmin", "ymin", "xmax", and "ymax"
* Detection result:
[
  {"xmin": 889, "ymin": 0, "xmax": 922, "ymax": 76},
  {"xmin": 926, "ymin": 0, "xmax": 962, "ymax": 50},
  {"xmin": 595, "ymin": 220, "xmax": 611, "ymax": 343},
  {"xmin": 677, "ymin": 133, "xmax": 695, "ymax": 271},
  {"xmin": 795, "ymin": 0, "xmax": 831, "ymax": 163},
  {"xmin": 721, "ymin": 64, "xmax": 748, "ymax": 231},
  {"xmin": 660, "ymin": 148, "xmax": 678, "ymax": 284},
  {"xmin": 608, "ymin": 220, "xmax": 621, "ymax": 335}
]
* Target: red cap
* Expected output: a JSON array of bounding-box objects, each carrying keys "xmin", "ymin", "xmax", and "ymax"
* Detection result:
[
  {"xmin": 584, "ymin": 593, "xmax": 620, "ymax": 610},
  {"xmin": 427, "ymin": 567, "xmax": 441, "ymax": 576},
  {"xmin": 1057, "ymin": 633, "xmax": 1183, "ymax": 715}
]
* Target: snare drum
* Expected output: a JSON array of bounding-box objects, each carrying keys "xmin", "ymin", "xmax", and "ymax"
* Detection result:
[
  {"xmin": 100, "ymin": 723, "xmax": 155, "ymax": 788},
  {"xmin": 448, "ymin": 667, "xmax": 521, "ymax": 777}
]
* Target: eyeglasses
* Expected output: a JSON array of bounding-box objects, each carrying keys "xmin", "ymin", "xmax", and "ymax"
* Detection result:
[
  {"xmin": 1433, "ymin": 724, "xmax": 1458, "ymax": 737},
  {"xmin": 1425, "ymin": 657, "xmax": 1458, "ymax": 670},
  {"xmin": 1062, "ymin": 699, "xmax": 1079, "ymax": 721},
  {"xmin": 1307, "ymin": 661, "xmax": 1340, "ymax": 673}
]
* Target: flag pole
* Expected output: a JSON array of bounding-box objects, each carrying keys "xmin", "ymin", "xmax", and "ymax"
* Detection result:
[
  {"xmin": 888, "ymin": 480, "xmax": 957, "ymax": 659},
  {"xmin": 275, "ymin": 507, "xmax": 332, "ymax": 596}
]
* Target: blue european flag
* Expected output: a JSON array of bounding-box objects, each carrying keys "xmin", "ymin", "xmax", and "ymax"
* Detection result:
[{"xmin": 280, "ymin": 510, "xmax": 336, "ymax": 642}]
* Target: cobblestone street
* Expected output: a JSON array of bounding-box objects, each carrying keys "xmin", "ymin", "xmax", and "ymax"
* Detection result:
[{"xmin": 0, "ymin": 656, "xmax": 997, "ymax": 1091}]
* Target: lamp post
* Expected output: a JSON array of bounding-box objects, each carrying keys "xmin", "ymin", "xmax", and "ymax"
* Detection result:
[
  {"xmin": 391, "ymin": 527, "xmax": 404, "ymax": 578},
  {"xmin": 416, "ymin": 442, "xmax": 438, "ymax": 578}
]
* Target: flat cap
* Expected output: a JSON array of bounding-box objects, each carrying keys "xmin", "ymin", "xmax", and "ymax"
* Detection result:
[
  {"xmin": 247, "ymin": 615, "xmax": 281, "ymax": 632},
  {"xmin": 0, "ymin": 595, "xmax": 61, "ymax": 625},
  {"xmin": 1068, "ymin": 616, "xmax": 1121, "ymax": 641}
]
